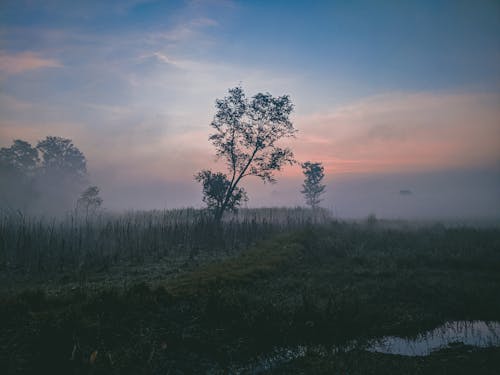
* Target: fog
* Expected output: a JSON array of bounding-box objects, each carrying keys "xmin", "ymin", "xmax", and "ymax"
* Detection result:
[
  {"xmin": 90, "ymin": 165, "xmax": 500, "ymax": 221},
  {"xmin": 1, "ymin": 133, "xmax": 499, "ymax": 221}
]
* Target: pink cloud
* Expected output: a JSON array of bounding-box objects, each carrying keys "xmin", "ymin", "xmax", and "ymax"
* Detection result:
[
  {"xmin": 290, "ymin": 92, "xmax": 500, "ymax": 175},
  {"xmin": 0, "ymin": 51, "xmax": 62, "ymax": 74},
  {"xmin": 2, "ymin": 89, "xmax": 498, "ymax": 196}
]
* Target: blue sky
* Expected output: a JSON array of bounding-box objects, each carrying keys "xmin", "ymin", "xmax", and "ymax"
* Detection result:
[{"xmin": 1, "ymin": 0, "xmax": 499, "ymax": 216}]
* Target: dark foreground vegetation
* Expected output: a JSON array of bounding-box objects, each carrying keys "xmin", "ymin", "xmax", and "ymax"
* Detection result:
[{"xmin": 1, "ymin": 209, "xmax": 499, "ymax": 374}]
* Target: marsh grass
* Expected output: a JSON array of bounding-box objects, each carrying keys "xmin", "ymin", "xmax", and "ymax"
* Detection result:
[
  {"xmin": 1, "ymin": 210, "xmax": 499, "ymax": 374},
  {"xmin": 0, "ymin": 207, "xmax": 329, "ymax": 281}
]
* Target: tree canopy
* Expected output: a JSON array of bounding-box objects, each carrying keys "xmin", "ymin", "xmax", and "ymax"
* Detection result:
[
  {"xmin": 197, "ymin": 86, "xmax": 296, "ymax": 220},
  {"xmin": 0, "ymin": 140, "xmax": 39, "ymax": 211},
  {"xmin": 0, "ymin": 136, "xmax": 92, "ymax": 214},
  {"xmin": 0, "ymin": 139, "xmax": 39, "ymax": 175},
  {"xmin": 37, "ymin": 136, "xmax": 87, "ymax": 179}
]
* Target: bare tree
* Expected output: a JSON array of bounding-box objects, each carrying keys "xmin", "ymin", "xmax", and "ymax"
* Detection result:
[
  {"xmin": 301, "ymin": 161, "xmax": 326, "ymax": 209},
  {"xmin": 196, "ymin": 86, "xmax": 296, "ymax": 221},
  {"xmin": 77, "ymin": 186, "xmax": 103, "ymax": 218}
]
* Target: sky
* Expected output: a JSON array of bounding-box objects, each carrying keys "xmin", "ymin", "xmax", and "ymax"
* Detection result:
[{"xmin": 1, "ymin": 0, "xmax": 499, "ymax": 219}]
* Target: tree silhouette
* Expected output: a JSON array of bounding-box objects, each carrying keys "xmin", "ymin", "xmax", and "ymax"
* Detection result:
[
  {"xmin": 0, "ymin": 139, "xmax": 39, "ymax": 174},
  {"xmin": 197, "ymin": 86, "xmax": 296, "ymax": 220},
  {"xmin": 0, "ymin": 136, "xmax": 90, "ymax": 213},
  {"xmin": 0, "ymin": 140, "xmax": 39, "ymax": 210},
  {"xmin": 301, "ymin": 161, "xmax": 326, "ymax": 209},
  {"xmin": 36, "ymin": 136, "xmax": 88, "ymax": 213},
  {"xmin": 77, "ymin": 185, "xmax": 103, "ymax": 217},
  {"xmin": 37, "ymin": 136, "xmax": 87, "ymax": 179}
]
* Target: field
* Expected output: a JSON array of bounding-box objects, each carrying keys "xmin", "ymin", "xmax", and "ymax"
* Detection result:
[{"xmin": 1, "ymin": 208, "xmax": 500, "ymax": 374}]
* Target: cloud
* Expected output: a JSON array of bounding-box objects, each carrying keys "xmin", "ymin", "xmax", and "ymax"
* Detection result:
[
  {"xmin": 292, "ymin": 92, "xmax": 500, "ymax": 175},
  {"xmin": 150, "ymin": 17, "xmax": 218, "ymax": 44},
  {"xmin": 0, "ymin": 51, "xmax": 62, "ymax": 74},
  {"xmin": 148, "ymin": 52, "xmax": 180, "ymax": 66}
]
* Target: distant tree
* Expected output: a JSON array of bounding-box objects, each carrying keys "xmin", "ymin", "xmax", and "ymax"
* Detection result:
[
  {"xmin": 0, "ymin": 139, "xmax": 39, "ymax": 174},
  {"xmin": 301, "ymin": 161, "xmax": 326, "ymax": 209},
  {"xmin": 0, "ymin": 140, "xmax": 39, "ymax": 210},
  {"xmin": 0, "ymin": 136, "xmax": 93, "ymax": 214},
  {"xmin": 37, "ymin": 136, "xmax": 87, "ymax": 179},
  {"xmin": 77, "ymin": 186, "xmax": 103, "ymax": 217},
  {"xmin": 197, "ymin": 86, "xmax": 296, "ymax": 221},
  {"xmin": 195, "ymin": 170, "xmax": 247, "ymax": 215},
  {"xmin": 36, "ymin": 136, "xmax": 88, "ymax": 213}
]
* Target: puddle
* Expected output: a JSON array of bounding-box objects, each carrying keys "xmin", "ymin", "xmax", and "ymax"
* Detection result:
[
  {"xmin": 368, "ymin": 320, "xmax": 500, "ymax": 356},
  {"xmin": 230, "ymin": 321, "xmax": 500, "ymax": 373}
]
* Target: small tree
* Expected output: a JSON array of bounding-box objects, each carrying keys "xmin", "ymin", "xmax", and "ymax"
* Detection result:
[
  {"xmin": 77, "ymin": 186, "xmax": 103, "ymax": 217},
  {"xmin": 197, "ymin": 86, "xmax": 296, "ymax": 221},
  {"xmin": 301, "ymin": 161, "xmax": 326, "ymax": 209}
]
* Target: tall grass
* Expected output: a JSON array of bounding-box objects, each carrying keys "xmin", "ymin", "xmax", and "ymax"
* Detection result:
[{"xmin": 0, "ymin": 207, "xmax": 330, "ymax": 277}]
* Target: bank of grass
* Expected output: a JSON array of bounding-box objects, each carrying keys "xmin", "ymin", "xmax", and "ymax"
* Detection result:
[
  {"xmin": 1, "ymin": 219, "xmax": 500, "ymax": 373},
  {"xmin": 168, "ymin": 234, "xmax": 303, "ymax": 295}
]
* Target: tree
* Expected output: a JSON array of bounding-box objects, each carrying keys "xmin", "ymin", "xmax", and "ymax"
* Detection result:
[
  {"xmin": 77, "ymin": 186, "xmax": 103, "ymax": 217},
  {"xmin": 37, "ymin": 136, "xmax": 87, "ymax": 179},
  {"xmin": 0, "ymin": 136, "xmax": 92, "ymax": 214},
  {"xmin": 36, "ymin": 136, "xmax": 88, "ymax": 213},
  {"xmin": 0, "ymin": 140, "xmax": 39, "ymax": 211},
  {"xmin": 301, "ymin": 161, "xmax": 326, "ymax": 209},
  {"xmin": 0, "ymin": 139, "xmax": 39, "ymax": 174},
  {"xmin": 197, "ymin": 86, "xmax": 296, "ymax": 221}
]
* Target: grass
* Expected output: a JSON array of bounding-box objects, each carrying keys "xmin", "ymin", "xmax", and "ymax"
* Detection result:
[
  {"xmin": 0, "ymin": 207, "xmax": 328, "ymax": 289},
  {"xmin": 0, "ymin": 210, "xmax": 499, "ymax": 373},
  {"xmin": 168, "ymin": 234, "xmax": 302, "ymax": 295}
]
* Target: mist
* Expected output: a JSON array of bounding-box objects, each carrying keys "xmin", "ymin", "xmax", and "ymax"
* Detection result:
[{"xmin": 85, "ymin": 163, "xmax": 500, "ymax": 222}]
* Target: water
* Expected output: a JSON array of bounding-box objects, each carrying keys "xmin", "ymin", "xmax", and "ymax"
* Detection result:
[
  {"xmin": 231, "ymin": 321, "xmax": 500, "ymax": 373},
  {"xmin": 368, "ymin": 320, "xmax": 500, "ymax": 356}
]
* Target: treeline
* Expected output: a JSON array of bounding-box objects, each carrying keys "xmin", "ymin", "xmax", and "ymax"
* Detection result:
[{"xmin": 0, "ymin": 136, "xmax": 93, "ymax": 215}]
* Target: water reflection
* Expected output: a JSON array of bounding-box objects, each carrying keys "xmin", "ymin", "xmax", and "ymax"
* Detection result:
[
  {"xmin": 231, "ymin": 321, "xmax": 500, "ymax": 373},
  {"xmin": 368, "ymin": 320, "xmax": 500, "ymax": 356}
]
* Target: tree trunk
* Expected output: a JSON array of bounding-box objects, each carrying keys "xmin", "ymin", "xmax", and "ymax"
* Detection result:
[{"xmin": 214, "ymin": 209, "xmax": 223, "ymax": 222}]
